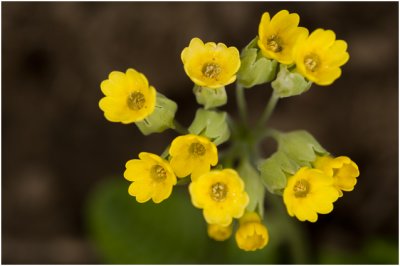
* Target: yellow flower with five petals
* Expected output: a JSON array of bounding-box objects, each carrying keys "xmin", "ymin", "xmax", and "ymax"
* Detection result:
[
  {"xmin": 169, "ymin": 134, "xmax": 218, "ymax": 180},
  {"xmin": 294, "ymin": 29, "xmax": 349, "ymax": 85},
  {"xmin": 235, "ymin": 212, "xmax": 269, "ymax": 251},
  {"xmin": 99, "ymin": 69, "xmax": 156, "ymax": 123},
  {"xmin": 283, "ymin": 167, "xmax": 339, "ymax": 222},
  {"xmin": 258, "ymin": 10, "xmax": 308, "ymax": 65},
  {"xmin": 124, "ymin": 152, "xmax": 176, "ymax": 203},
  {"xmin": 181, "ymin": 37, "xmax": 241, "ymax": 89},
  {"xmin": 314, "ymin": 155, "xmax": 359, "ymax": 197},
  {"xmin": 189, "ymin": 169, "xmax": 249, "ymax": 226}
]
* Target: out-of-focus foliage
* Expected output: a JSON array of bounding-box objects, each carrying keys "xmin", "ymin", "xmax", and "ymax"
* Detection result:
[
  {"xmin": 85, "ymin": 178, "xmax": 300, "ymax": 264},
  {"xmin": 86, "ymin": 178, "xmax": 398, "ymax": 264},
  {"xmin": 319, "ymin": 238, "xmax": 398, "ymax": 264}
]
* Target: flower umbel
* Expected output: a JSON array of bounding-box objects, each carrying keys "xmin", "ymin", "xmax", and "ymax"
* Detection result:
[
  {"xmin": 294, "ymin": 29, "xmax": 349, "ymax": 85},
  {"xmin": 258, "ymin": 10, "xmax": 308, "ymax": 65},
  {"xmin": 124, "ymin": 152, "xmax": 176, "ymax": 203},
  {"xmin": 235, "ymin": 212, "xmax": 269, "ymax": 251},
  {"xmin": 207, "ymin": 223, "xmax": 233, "ymax": 241},
  {"xmin": 314, "ymin": 156, "xmax": 360, "ymax": 197},
  {"xmin": 283, "ymin": 167, "xmax": 339, "ymax": 222},
  {"xmin": 98, "ymin": 8, "xmax": 357, "ymax": 254},
  {"xmin": 189, "ymin": 169, "xmax": 249, "ymax": 226},
  {"xmin": 169, "ymin": 134, "xmax": 218, "ymax": 180},
  {"xmin": 181, "ymin": 37, "xmax": 241, "ymax": 89},
  {"xmin": 99, "ymin": 69, "xmax": 156, "ymax": 123}
]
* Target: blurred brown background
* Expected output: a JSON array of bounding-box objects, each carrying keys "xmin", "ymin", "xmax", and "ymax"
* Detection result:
[{"xmin": 2, "ymin": 2, "xmax": 398, "ymax": 264}]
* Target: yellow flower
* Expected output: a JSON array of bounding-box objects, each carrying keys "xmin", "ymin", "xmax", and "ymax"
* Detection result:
[
  {"xmin": 124, "ymin": 152, "xmax": 176, "ymax": 203},
  {"xmin": 258, "ymin": 10, "xmax": 308, "ymax": 65},
  {"xmin": 314, "ymin": 156, "xmax": 360, "ymax": 197},
  {"xmin": 189, "ymin": 169, "xmax": 249, "ymax": 226},
  {"xmin": 99, "ymin": 68, "xmax": 156, "ymax": 124},
  {"xmin": 207, "ymin": 223, "xmax": 232, "ymax": 241},
  {"xmin": 169, "ymin": 134, "xmax": 218, "ymax": 180},
  {"xmin": 181, "ymin": 37, "xmax": 241, "ymax": 89},
  {"xmin": 235, "ymin": 212, "xmax": 269, "ymax": 251},
  {"xmin": 283, "ymin": 167, "xmax": 339, "ymax": 222},
  {"xmin": 294, "ymin": 29, "xmax": 349, "ymax": 85}
]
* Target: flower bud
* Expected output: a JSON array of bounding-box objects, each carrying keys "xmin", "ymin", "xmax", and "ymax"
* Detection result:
[
  {"xmin": 207, "ymin": 223, "xmax": 232, "ymax": 241},
  {"xmin": 193, "ymin": 85, "xmax": 227, "ymax": 109},
  {"xmin": 271, "ymin": 64, "xmax": 312, "ymax": 98},
  {"xmin": 136, "ymin": 93, "xmax": 177, "ymax": 135},
  {"xmin": 237, "ymin": 38, "xmax": 278, "ymax": 88},
  {"xmin": 235, "ymin": 212, "xmax": 269, "ymax": 251},
  {"xmin": 188, "ymin": 108, "xmax": 230, "ymax": 145}
]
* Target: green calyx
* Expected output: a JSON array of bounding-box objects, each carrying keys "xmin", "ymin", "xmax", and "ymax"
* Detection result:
[
  {"xmin": 193, "ymin": 85, "xmax": 227, "ymax": 110},
  {"xmin": 237, "ymin": 37, "xmax": 278, "ymax": 88},
  {"xmin": 136, "ymin": 93, "xmax": 178, "ymax": 135},
  {"xmin": 271, "ymin": 64, "xmax": 312, "ymax": 98},
  {"xmin": 188, "ymin": 108, "xmax": 230, "ymax": 146}
]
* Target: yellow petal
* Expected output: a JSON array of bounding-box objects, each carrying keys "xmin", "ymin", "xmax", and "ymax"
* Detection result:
[
  {"xmin": 203, "ymin": 205, "xmax": 232, "ymax": 226},
  {"xmin": 324, "ymin": 40, "xmax": 349, "ymax": 67},
  {"xmin": 314, "ymin": 67, "xmax": 342, "ymax": 86},
  {"xmin": 126, "ymin": 68, "xmax": 149, "ymax": 90},
  {"xmin": 308, "ymin": 29, "xmax": 336, "ymax": 49},
  {"xmin": 271, "ymin": 10, "xmax": 299, "ymax": 31},
  {"xmin": 128, "ymin": 182, "xmax": 152, "ymax": 203},
  {"xmin": 170, "ymin": 155, "xmax": 193, "ymax": 178}
]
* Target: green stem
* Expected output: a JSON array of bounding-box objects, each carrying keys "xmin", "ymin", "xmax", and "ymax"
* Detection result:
[
  {"xmin": 256, "ymin": 91, "xmax": 279, "ymax": 129},
  {"xmin": 176, "ymin": 176, "xmax": 191, "ymax": 186},
  {"xmin": 235, "ymin": 83, "xmax": 248, "ymax": 125},
  {"xmin": 160, "ymin": 145, "xmax": 171, "ymax": 159},
  {"xmin": 172, "ymin": 120, "xmax": 188, "ymax": 135},
  {"xmin": 260, "ymin": 128, "xmax": 282, "ymax": 142}
]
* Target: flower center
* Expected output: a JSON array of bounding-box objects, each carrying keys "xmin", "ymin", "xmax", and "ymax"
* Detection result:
[
  {"xmin": 127, "ymin": 91, "xmax": 145, "ymax": 110},
  {"xmin": 304, "ymin": 54, "xmax": 320, "ymax": 72},
  {"xmin": 210, "ymin": 182, "xmax": 228, "ymax": 202},
  {"xmin": 202, "ymin": 63, "xmax": 221, "ymax": 79},
  {"xmin": 150, "ymin": 165, "xmax": 167, "ymax": 182},
  {"xmin": 189, "ymin": 142, "xmax": 206, "ymax": 156},
  {"xmin": 266, "ymin": 35, "xmax": 283, "ymax": 53},
  {"xmin": 293, "ymin": 179, "xmax": 310, "ymax": 198}
]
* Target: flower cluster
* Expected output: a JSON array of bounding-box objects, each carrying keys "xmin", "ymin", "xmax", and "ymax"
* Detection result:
[
  {"xmin": 257, "ymin": 10, "xmax": 349, "ymax": 86},
  {"xmin": 98, "ymin": 9, "xmax": 358, "ymax": 252},
  {"xmin": 283, "ymin": 156, "xmax": 359, "ymax": 222}
]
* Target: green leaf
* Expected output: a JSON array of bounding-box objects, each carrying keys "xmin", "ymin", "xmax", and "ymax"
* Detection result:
[
  {"xmin": 237, "ymin": 37, "xmax": 278, "ymax": 88},
  {"xmin": 258, "ymin": 151, "xmax": 301, "ymax": 195},
  {"xmin": 271, "ymin": 64, "xmax": 312, "ymax": 98},
  {"xmin": 85, "ymin": 178, "xmax": 301, "ymax": 264},
  {"xmin": 85, "ymin": 178, "xmax": 208, "ymax": 264},
  {"xmin": 277, "ymin": 130, "xmax": 328, "ymax": 163},
  {"xmin": 188, "ymin": 108, "xmax": 230, "ymax": 145},
  {"xmin": 136, "ymin": 93, "xmax": 177, "ymax": 135},
  {"xmin": 237, "ymin": 160, "xmax": 265, "ymax": 215}
]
